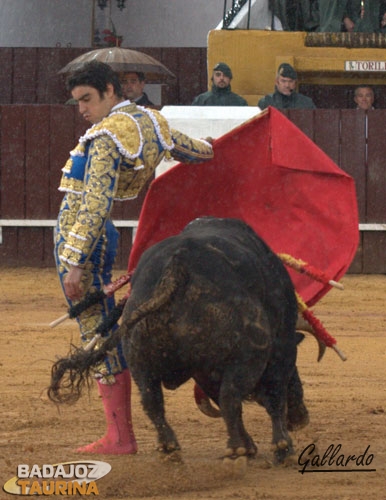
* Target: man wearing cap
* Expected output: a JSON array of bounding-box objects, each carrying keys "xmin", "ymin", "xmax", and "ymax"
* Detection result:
[
  {"xmin": 192, "ymin": 62, "xmax": 248, "ymax": 106},
  {"xmin": 258, "ymin": 63, "xmax": 316, "ymax": 110}
]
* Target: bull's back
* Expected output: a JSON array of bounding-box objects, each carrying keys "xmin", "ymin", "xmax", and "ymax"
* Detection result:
[
  {"xmin": 134, "ymin": 217, "xmax": 291, "ymax": 288},
  {"xmin": 128, "ymin": 217, "xmax": 297, "ymax": 345}
]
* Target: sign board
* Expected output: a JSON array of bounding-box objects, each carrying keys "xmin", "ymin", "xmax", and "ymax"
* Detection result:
[{"xmin": 345, "ymin": 60, "xmax": 386, "ymax": 72}]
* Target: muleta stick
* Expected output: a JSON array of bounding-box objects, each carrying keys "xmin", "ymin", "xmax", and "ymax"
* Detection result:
[
  {"xmin": 49, "ymin": 272, "xmax": 132, "ymax": 328},
  {"xmin": 82, "ymin": 286, "xmax": 133, "ymax": 352}
]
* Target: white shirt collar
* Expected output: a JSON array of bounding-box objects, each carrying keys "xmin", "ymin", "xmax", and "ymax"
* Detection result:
[{"xmin": 111, "ymin": 99, "xmax": 132, "ymax": 112}]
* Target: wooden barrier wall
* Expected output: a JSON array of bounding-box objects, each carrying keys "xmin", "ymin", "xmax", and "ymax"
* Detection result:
[
  {"xmin": 282, "ymin": 109, "xmax": 386, "ymax": 274},
  {"xmin": 0, "ymin": 106, "xmax": 385, "ymax": 272},
  {"xmin": 0, "ymin": 47, "xmax": 208, "ymax": 106}
]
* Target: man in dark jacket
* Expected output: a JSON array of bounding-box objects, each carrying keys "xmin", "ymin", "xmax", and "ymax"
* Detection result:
[
  {"xmin": 258, "ymin": 63, "xmax": 316, "ymax": 110},
  {"xmin": 119, "ymin": 71, "xmax": 154, "ymax": 107},
  {"xmin": 318, "ymin": 0, "xmax": 382, "ymax": 33},
  {"xmin": 192, "ymin": 62, "xmax": 248, "ymax": 106}
]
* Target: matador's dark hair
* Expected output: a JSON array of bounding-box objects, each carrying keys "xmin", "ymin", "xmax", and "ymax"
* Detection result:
[{"xmin": 67, "ymin": 61, "xmax": 122, "ymax": 99}]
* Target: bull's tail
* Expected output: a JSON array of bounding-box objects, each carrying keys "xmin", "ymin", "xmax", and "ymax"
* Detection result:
[
  {"xmin": 48, "ymin": 252, "xmax": 188, "ymax": 405},
  {"xmin": 48, "ymin": 329, "xmax": 123, "ymax": 405},
  {"xmin": 122, "ymin": 252, "xmax": 188, "ymax": 324}
]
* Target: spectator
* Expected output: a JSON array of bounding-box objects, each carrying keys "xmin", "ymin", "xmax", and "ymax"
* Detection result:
[
  {"xmin": 354, "ymin": 85, "xmax": 375, "ymax": 110},
  {"xmin": 345, "ymin": 1, "xmax": 382, "ymax": 32},
  {"xmin": 317, "ymin": 0, "xmax": 349, "ymax": 32},
  {"xmin": 118, "ymin": 71, "xmax": 154, "ymax": 106},
  {"xmin": 258, "ymin": 63, "xmax": 316, "ymax": 110},
  {"xmin": 381, "ymin": 9, "xmax": 386, "ymax": 32},
  {"xmin": 272, "ymin": 0, "xmax": 320, "ymax": 31},
  {"xmin": 318, "ymin": 0, "xmax": 382, "ymax": 33},
  {"xmin": 380, "ymin": 0, "xmax": 386, "ymax": 31},
  {"xmin": 192, "ymin": 62, "xmax": 248, "ymax": 106}
]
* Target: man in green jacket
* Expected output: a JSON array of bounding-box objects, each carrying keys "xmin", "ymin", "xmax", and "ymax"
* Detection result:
[
  {"xmin": 258, "ymin": 63, "xmax": 316, "ymax": 110},
  {"xmin": 192, "ymin": 62, "xmax": 248, "ymax": 106},
  {"xmin": 318, "ymin": 0, "xmax": 382, "ymax": 33}
]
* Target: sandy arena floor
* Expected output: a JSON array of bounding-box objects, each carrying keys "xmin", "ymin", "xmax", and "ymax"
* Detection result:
[{"xmin": 0, "ymin": 268, "xmax": 385, "ymax": 499}]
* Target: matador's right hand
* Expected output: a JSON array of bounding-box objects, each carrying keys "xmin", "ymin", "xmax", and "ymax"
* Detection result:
[{"xmin": 64, "ymin": 266, "xmax": 84, "ymax": 301}]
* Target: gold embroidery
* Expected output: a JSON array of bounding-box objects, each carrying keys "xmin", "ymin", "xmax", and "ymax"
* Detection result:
[
  {"xmin": 81, "ymin": 105, "xmax": 173, "ymax": 159},
  {"xmin": 55, "ymin": 103, "xmax": 213, "ymax": 377},
  {"xmin": 58, "ymin": 104, "xmax": 214, "ymax": 266},
  {"xmin": 170, "ymin": 129, "xmax": 214, "ymax": 163},
  {"xmin": 59, "ymin": 176, "xmax": 84, "ymax": 193}
]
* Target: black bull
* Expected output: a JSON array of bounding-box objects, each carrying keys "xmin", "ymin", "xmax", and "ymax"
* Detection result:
[{"xmin": 48, "ymin": 217, "xmax": 309, "ymax": 463}]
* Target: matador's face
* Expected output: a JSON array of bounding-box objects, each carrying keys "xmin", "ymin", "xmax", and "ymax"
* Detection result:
[{"xmin": 71, "ymin": 84, "xmax": 115, "ymax": 124}]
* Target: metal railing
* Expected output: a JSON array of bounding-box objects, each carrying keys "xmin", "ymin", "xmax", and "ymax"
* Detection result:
[{"xmin": 222, "ymin": 0, "xmax": 250, "ymax": 29}]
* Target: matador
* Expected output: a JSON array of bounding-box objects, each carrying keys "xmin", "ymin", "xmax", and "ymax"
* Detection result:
[{"xmin": 54, "ymin": 61, "xmax": 213, "ymax": 455}]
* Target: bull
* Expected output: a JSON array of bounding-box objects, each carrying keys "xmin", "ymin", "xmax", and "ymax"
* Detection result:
[{"xmin": 48, "ymin": 217, "xmax": 309, "ymax": 464}]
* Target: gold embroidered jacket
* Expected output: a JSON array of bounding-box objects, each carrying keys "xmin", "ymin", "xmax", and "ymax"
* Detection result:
[{"xmin": 57, "ymin": 103, "xmax": 213, "ymax": 267}]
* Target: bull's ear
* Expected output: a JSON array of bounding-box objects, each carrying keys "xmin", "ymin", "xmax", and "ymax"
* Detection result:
[{"xmin": 295, "ymin": 332, "xmax": 305, "ymax": 345}]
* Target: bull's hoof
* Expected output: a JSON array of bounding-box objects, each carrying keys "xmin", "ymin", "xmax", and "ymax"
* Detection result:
[
  {"xmin": 224, "ymin": 446, "xmax": 247, "ymax": 458},
  {"xmin": 272, "ymin": 440, "xmax": 295, "ymax": 465},
  {"xmin": 157, "ymin": 442, "xmax": 181, "ymax": 454},
  {"xmin": 223, "ymin": 443, "xmax": 257, "ymax": 460},
  {"xmin": 160, "ymin": 450, "xmax": 183, "ymax": 463}
]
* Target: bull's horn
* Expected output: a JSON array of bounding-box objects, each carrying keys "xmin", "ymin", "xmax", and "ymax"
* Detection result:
[
  {"xmin": 194, "ymin": 384, "xmax": 221, "ymax": 418},
  {"xmin": 296, "ymin": 315, "xmax": 326, "ymax": 362}
]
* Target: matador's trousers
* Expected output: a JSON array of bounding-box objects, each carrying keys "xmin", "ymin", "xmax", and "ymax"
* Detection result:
[{"xmin": 54, "ymin": 207, "xmax": 127, "ymax": 381}]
